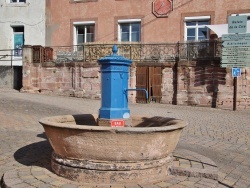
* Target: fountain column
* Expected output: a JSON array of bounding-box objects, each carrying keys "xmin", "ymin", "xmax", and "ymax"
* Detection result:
[{"xmin": 98, "ymin": 45, "xmax": 132, "ymax": 127}]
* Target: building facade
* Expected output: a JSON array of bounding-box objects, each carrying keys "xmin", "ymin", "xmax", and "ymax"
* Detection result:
[
  {"xmin": 20, "ymin": 0, "xmax": 250, "ymax": 110},
  {"xmin": 0, "ymin": 0, "xmax": 46, "ymax": 89},
  {"xmin": 46, "ymin": 0, "xmax": 250, "ymax": 45}
]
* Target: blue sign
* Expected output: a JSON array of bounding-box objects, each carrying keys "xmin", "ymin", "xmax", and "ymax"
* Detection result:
[{"xmin": 232, "ymin": 68, "xmax": 241, "ymax": 77}]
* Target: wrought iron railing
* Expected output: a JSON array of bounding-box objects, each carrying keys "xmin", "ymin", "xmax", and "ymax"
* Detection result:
[
  {"xmin": 178, "ymin": 41, "xmax": 222, "ymax": 61},
  {"xmin": 32, "ymin": 41, "xmax": 222, "ymax": 64}
]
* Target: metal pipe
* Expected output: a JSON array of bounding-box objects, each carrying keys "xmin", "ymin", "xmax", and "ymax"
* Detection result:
[{"xmin": 125, "ymin": 88, "xmax": 148, "ymax": 101}]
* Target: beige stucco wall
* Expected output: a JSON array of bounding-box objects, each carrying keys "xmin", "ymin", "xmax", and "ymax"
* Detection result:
[{"xmin": 0, "ymin": 0, "xmax": 46, "ymax": 66}]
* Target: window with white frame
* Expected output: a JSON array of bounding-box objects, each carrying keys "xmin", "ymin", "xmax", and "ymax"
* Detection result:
[
  {"xmin": 118, "ymin": 19, "xmax": 141, "ymax": 42},
  {"xmin": 10, "ymin": 0, "xmax": 26, "ymax": 3},
  {"xmin": 73, "ymin": 22, "xmax": 95, "ymax": 45},
  {"xmin": 185, "ymin": 16, "xmax": 210, "ymax": 41},
  {"xmin": 12, "ymin": 26, "xmax": 24, "ymax": 57}
]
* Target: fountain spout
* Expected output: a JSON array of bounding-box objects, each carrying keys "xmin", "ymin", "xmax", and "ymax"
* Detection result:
[{"xmin": 126, "ymin": 88, "xmax": 149, "ymax": 102}]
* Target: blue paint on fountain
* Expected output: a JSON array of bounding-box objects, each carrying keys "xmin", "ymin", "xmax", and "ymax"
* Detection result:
[{"xmin": 98, "ymin": 45, "xmax": 132, "ymax": 119}]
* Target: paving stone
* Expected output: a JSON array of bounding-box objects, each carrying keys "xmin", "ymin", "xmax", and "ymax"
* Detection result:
[
  {"xmin": 234, "ymin": 179, "xmax": 250, "ymax": 187},
  {"xmin": 20, "ymin": 175, "xmax": 35, "ymax": 180},
  {"xmin": 197, "ymin": 178, "xmax": 218, "ymax": 188},
  {"xmin": 12, "ymin": 182, "xmax": 34, "ymax": 188},
  {"xmin": 156, "ymin": 181, "xmax": 173, "ymax": 187},
  {"xmin": 23, "ymin": 178, "xmax": 41, "ymax": 184},
  {"xmin": 139, "ymin": 185, "xmax": 160, "ymax": 188},
  {"xmin": 221, "ymin": 179, "xmax": 236, "ymax": 187},
  {"xmin": 37, "ymin": 184, "xmax": 54, "ymax": 188},
  {"xmin": 109, "ymin": 185, "xmax": 125, "ymax": 188},
  {"xmin": 167, "ymin": 184, "xmax": 185, "ymax": 188},
  {"xmin": 217, "ymin": 183, "xmax": 230, "ymax": 188},
  {"xmin": 50, "ymin": 180, "xmax": 67, "ymax": 187},
  {"xmin": 191, "ymin": 161, "xmax": 203, "ymax": 169},
  {"xmin": 174, "ymin": 176, "xmax": 188, "ymax": 181},
  {"xmin": 60, "ymin": 184, "xmax": 79, "ymax": 188},
  {"xmin": 1, "ymin": 89, "xmax": 250, "ymax": 188},
  {"xmin": 124, "ymin": 185, "xmax": 141, "ymax": 188},
  {"xmin": 4, "ymin": 178, "xmax": 24, "ymax": 186},
  {"xmin": 124, "ymin": 186, "xmax": 141, "ymax": 188},
  {"xmin": 78, "ymin": 185, "xmax": 97, "ymax": 188},
  {"xmin": 178, "ymin": 180, "xmax": 196, "ymax": 186}
]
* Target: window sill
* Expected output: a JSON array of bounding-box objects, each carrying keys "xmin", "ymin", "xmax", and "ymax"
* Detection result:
[
  {"xmin": 13, "ymin": 56, "xmax": 22, "ymax": 60},
  {"xmin": 4, "ymin": 3, "xmax": 29, "ymax": 7}
]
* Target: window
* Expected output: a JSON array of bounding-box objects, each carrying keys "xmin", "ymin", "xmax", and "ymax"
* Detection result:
[
  {"xmin": 118, "ymin": 20, "xmax": 141, "ymax": 42},
  {"xmin": 13, "ymin": 26, "xmax": 24, "ymax": 57},
  {"xmin": 73, "ymin": 22, "xmax": 95, "ymax": 45},
  {"xmin": 10, "ymin": 0, "xmax": 26, "ymax": 3},
  {"xmin": 185, "ymin": 16, "xmax": 210, "ymax": 41}
]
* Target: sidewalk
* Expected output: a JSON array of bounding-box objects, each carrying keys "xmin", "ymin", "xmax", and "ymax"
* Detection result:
[{"xmin": 0, "ymin": 89, "xmax": 250, "ymax": 187}]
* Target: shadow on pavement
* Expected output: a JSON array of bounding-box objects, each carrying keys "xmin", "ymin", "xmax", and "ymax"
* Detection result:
[
  {"xmin": 14, "ymin": 140, "xmax": 53, "ymax": 171},
  {"xmin": 37, "ymin": 132, "xmax": 48, "ymax": 139}
]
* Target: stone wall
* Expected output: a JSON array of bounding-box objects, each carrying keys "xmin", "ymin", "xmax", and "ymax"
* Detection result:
[
  {"xmin": 23, "ymin": 62, "xmax": 102, "ymax": 99},
  {"xmin": 21, "ymin": 46, "xmax": 250, "ymax": 110},
  {"xmin": 0, "ymin": 66, "xmax": 13, "ymax": 88},
  {"xmin": 161, "ymin": 61, "xmax": 250, "ymax": 110}
]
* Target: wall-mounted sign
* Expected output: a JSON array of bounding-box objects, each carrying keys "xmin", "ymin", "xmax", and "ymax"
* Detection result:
[
  {"xmin": 228, "ymin": 15, "xmax": 247, "ymax": 34},
  {"xmin": 232, "ymin": 68, "xmax": 241, "ymax": 77},
  {"xmin": 222, "ymin": 33, "xmax": 250, "ymax": 41},
  {"xmin": 222, "ymin": 40, "xmax": 250, "ymax": 47},
  {"xmin": 153, "ymin": 0, "xmax": 173, "ymax": 18},
  {"xmin": 221, "ymin": 36, "xmax": 250, "ymax": 67}
]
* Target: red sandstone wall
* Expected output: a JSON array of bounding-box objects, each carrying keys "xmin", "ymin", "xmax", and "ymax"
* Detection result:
[
  {"xmin": 23, "ymin": 61, "xmax": 250, "ymax": 110},
  {"xmin": 161, "ymin": 64, "xmax": 250, "ymax": 110},
  {"xmin": 22, "ymin": 47, "xmax": 250, "ymax": 110}
]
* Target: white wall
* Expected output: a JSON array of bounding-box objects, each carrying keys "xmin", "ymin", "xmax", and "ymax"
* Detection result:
[{"xmin": 0, "ymin": 0, "xmax": 46, "ymax": 66}]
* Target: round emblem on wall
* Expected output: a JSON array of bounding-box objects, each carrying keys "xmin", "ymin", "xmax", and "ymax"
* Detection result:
[{"xmin": 153, "ymin": 0, "xmax": 173, "ymax": 18}]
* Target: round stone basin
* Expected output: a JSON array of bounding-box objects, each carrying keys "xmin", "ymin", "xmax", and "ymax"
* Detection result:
[{"xmin": 39, "ymin": 114, "xmax": 187, "ymax": 184}]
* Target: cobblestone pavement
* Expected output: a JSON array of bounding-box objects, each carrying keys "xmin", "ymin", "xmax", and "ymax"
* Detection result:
[{"xmin": 0, "ymin": 89, "xmax": 250, "ymax": 188}]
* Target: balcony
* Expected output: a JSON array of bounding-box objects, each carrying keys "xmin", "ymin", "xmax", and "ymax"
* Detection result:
[{"xmin": 32, "ymin": 41, "xmax": 222, "ymax": 64}]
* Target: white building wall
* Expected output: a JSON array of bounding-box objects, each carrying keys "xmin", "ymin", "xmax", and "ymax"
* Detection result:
[{"xmin": 0, "ymin": 0, "xmax": 46, "ymax": 66}]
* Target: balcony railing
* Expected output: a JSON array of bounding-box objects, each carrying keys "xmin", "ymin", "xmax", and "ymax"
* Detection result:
[{"xmin": 32, "ymin": 41, "xmax": 222, "ymax": 64}]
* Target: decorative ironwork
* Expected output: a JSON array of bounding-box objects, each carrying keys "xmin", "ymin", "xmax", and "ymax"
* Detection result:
[
  {"xmin": 179, "ymin": 41, "xmax": 222, "ymax": 61},
  {"xmin": 32, "ymin": 41, "xmax": 222, "ymax": 64}
]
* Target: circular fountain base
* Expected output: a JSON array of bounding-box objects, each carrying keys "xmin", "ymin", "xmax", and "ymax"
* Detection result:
[
  {"xmin": 52, "ymin": 152, "xmax": 172, "ymax": 184},
  {"xmin": 39, "ymin": 114, "xmax": 187, "ymax": 184}
]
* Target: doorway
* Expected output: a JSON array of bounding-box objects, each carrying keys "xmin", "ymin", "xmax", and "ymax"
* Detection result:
[
  {"xmin": 13, "ymin": 66, "xmax": 22, "ymax": 90},
  {"xmin": 136, "ymin": 66, "xmax": 162, "ymax": 103}
]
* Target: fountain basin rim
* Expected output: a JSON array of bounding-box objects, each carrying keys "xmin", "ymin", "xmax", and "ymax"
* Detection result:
[{"xmin": 39, "ymin": 114, "xmax": 187, "ymax": 133}]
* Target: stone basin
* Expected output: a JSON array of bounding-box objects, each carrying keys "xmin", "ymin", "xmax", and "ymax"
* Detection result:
[{"xmin": 39, "ymin": 114, "xmax": 187, "ymax": 184}]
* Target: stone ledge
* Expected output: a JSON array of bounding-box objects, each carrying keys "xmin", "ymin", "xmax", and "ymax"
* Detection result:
[
  {"xmin": 171, "ymin": 166, "xmax": 218, "ymax": 180},
  {"xmin": 172, "ymin": 149, "xmax": 218, "ymax": 180}
]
